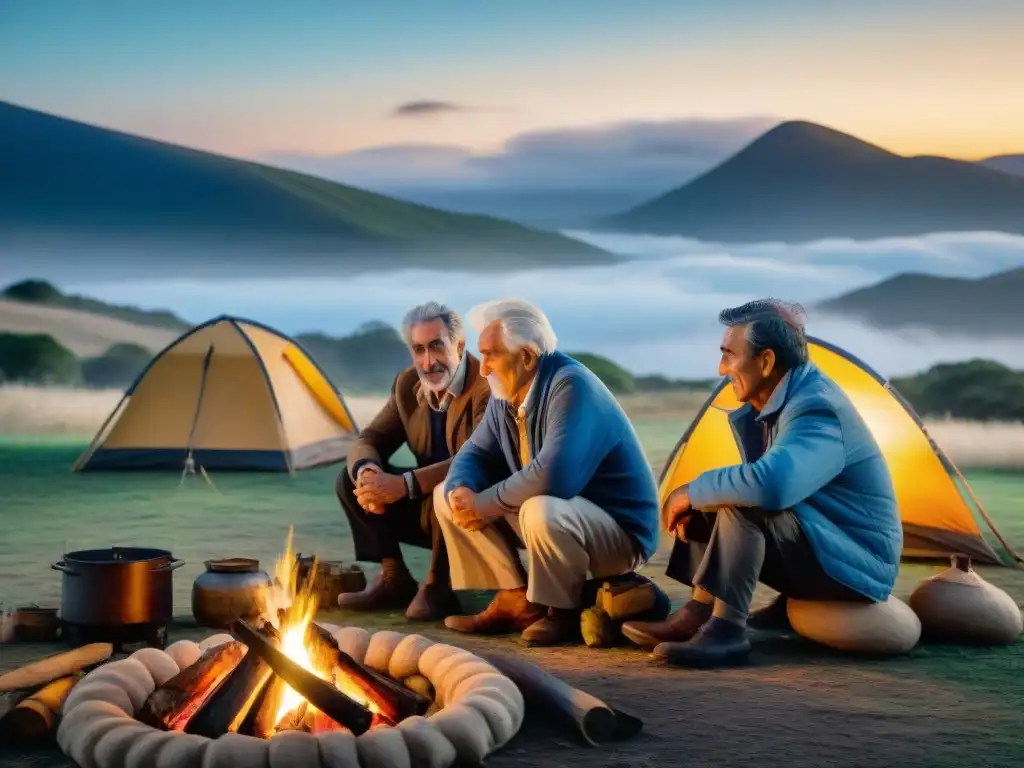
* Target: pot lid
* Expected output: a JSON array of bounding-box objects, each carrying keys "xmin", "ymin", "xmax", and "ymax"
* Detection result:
[{"xmin": 205, "ymin": 557, "xmax": 261, "ymax": 573}]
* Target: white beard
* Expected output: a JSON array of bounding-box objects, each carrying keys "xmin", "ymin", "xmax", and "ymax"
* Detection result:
[
  {"xmin": 486, "ymin": 373, "xmax": 513, "ymax": 401},
  {"xmin": 417, "ymin": 365, "xmax": 453, "ymax": 393}
]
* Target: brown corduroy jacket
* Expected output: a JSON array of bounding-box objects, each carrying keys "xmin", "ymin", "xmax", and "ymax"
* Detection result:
[{"xmin": 346, "ymin": 352, "xmax": 491, "ymax": 498}]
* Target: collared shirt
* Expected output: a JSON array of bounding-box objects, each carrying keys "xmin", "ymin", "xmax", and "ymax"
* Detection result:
[{"xmin": 513, "ymin": 374, "xmax": 538, "ymax": 468}]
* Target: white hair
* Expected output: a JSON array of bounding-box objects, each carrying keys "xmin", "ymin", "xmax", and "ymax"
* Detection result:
[{"xmin": 467, "ymin": 298, "xmax": 558, "ymax": 355}]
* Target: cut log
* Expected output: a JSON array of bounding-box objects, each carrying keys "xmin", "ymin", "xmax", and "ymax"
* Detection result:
[
  {"xmin": 306, "ymin": 622, "xmax": 429, "ymax": 724},
  {"xmin": 136, "ymin": 641, "xmax": 246, "ymax": 732},
  {"xmin": 0, "ymin": 643, "xmax": 113, "ymax": 693},
  {"xmin": 230, "ymin": 619, "xmax": 373, "ymax": 736},
  {"xmin": 0, "ymin": 672, "xmax": 83, "ymax": 745},
  {"xmin": 184, "ymin": 634, "xmax": 275, "ymax": 738},
  {"xmin": 479, "ymin": 651, "xmax": 643, "ymax": 747},
  {"xmin": 240, "ymin": 674, "xmax": 287, "ymax": 739}
]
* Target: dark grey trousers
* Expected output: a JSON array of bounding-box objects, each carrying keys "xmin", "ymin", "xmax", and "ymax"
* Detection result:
[{"xmin": 665, "ymin": 506, "xmax": 866, "ymax": 614}]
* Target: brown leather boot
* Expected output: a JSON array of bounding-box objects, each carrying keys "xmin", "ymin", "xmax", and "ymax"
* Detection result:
[
  {"xmin": 521, "ymin": 607, "xmax": 581, "ymax": 647},
  {"xmin": 620, "ymin": 599, "xmax": 713, "ymax": 649},
  {"xmin": 444, "ymin": 588, "xmax": 543, "ymax": 634},
  {"xmin": 336, "ymin": 558, "xmax": 418, "ymax": 611},
  {"xmin": 405, "ymin": 582, "xmax": 461, "ymax": 621}
]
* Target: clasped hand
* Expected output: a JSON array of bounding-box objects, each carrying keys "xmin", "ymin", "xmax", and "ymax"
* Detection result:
[
  {"xmin": 354, "ymin": 466, "xmax": 406, "ymax": 514},
  {"xmin": 447, "ymin": 487, "xmax": 488, "ymax": 532},
  {"xmin": 662, "ymin": 484, "xmax": 692, "ymax": 538}
]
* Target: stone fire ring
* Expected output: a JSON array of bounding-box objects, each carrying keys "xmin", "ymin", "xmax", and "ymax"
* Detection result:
[{"xmin": 56, "ymin": 623, "xmax": 526, "ymax": 768}]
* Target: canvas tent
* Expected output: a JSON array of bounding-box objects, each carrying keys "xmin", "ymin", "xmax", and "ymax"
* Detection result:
[
  {"xmin": 659, "ymin": 336, "xmax": 1020, "ymax": 566},
  {"xmin": 73, "ymin": 316, "xmax": 359, "ymax": 473}
]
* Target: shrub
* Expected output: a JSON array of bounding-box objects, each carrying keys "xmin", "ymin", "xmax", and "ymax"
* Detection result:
[{"xmin": 0, "ymin": 332, "xmax": 80, "ymax": 385}]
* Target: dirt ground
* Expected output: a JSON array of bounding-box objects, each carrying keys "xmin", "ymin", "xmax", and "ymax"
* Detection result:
[{"xmin": 3, "ymin": 557, "xmax": 1022, "ymax": 768}]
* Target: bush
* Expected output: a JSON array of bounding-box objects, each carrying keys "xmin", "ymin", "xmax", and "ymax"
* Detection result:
[
  {"xmin": 81, "ymin": 343, "xmax": 153, "ymax": 388},
  {"xmin": 0, "ymin": 332, "xmax": 80, "ymax": 385},
  {"xmin": 568, "ymin": 352, "xmax": 636, "ymax": 394},
  {"xmin": 1, "ymin": 279, "xmax": 63, "ymax": 302},
  {"xmin": 892, "ymin": 359, "xmax": 1024, "ymax": 422}
]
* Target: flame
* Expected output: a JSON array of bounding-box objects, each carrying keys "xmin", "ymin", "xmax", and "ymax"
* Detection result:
[{"xmin": 262, "ymin": 527, "xmax": 380, "ymax": 731}]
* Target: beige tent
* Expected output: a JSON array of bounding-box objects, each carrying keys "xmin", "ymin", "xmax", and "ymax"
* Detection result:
[{"xmin": 73, "ymin": 316, "xmax": 359, "ymax": 473}]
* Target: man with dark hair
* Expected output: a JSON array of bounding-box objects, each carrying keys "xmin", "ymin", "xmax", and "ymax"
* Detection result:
[
  {"xmin": 335, "ymin": 301, "xmax": 492, "ymax": 621},
  {"xmin": 622, "ymin": 298, "xmax": 902, "ymax": 665}
]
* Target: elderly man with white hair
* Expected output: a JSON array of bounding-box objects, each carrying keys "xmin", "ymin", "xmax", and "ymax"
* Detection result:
[{"xmin": 433, "ymin": 298, "xmax": 660, "ymax": 646}]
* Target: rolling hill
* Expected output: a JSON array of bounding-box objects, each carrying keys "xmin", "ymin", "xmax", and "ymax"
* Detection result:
[
  {"xmin": 0, "ymin": 101, "xmax": 611, "ymax": 270},
  {"xmin": 598, "ymin": 121, "xmax": 1024, "ymax": 242},
  {"xmin": 815, "ymin": 266, "xmax": 1024, "ymax": 336},
  {"xmin": 980, "ymin": 154, "xmax": 1024, "ymax": 177}
]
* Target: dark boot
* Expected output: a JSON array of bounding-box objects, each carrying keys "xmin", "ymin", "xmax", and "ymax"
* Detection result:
[
  {"xmin": 336, "ymin": 557, "xmax": 418, "ymax": 611},
  {"xmin": 520, "ymin": 607, "xmax": 581, "ymax": 647},
  {"xmin": 405, "ymin": 582, "xmax": 461, "ymax": 621},
  {"xmin": 620, "ymin": 599, "xmax": 713, "ymax": 649},
  {"xmin": 444, "ymin": 588, "xmax": 543, "ymax": 635},
  {"xmin": 652, "ymin": 617, "xmax": 752, "ymax": 666},
  {"xmin": 746, "ymin": 594, "xmax": 792, "ymax": 632}
]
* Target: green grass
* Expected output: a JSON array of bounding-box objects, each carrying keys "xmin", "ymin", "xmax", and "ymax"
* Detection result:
[
  {"xmin": 1, "ymin": 423, "xmax": 1020, "ymax": 615},
  {"xmin": 0, "ymin": 426, "xmax": 1022, "ymax": 767}
]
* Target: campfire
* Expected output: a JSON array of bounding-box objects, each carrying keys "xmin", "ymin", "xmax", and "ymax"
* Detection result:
[
  {"xmin": 138, "ymin": 530, "xmax": 430, "ymax": 739},
  {"xmin": 51, "ymin": 530, "xmax": 530, "ymax": 768}
]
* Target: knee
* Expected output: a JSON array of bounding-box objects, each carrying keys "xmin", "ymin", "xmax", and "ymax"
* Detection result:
[
  {"xmin": 336, "ymin": 464, "xmax": 356, "ymax": 499},
  {"xmin": 432, "ymin": 483, "xmax": 454, "ymax": 520},
  {"xmin": 519, "ymin": 495, "xmax": 572, "ymax": 538}
]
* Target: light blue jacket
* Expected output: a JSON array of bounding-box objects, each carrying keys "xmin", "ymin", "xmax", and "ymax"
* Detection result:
[
  {"xmin": 688, "ymin": 361, "xmax": 902, "ymax": 602},
  {"xmin": 444, "ymin": 351, "xmax": 661, "ymax": 560}
]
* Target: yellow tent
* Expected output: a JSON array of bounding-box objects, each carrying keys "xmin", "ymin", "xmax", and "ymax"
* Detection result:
[
  {"xmin": 659, "ymin": 336, "xmax": 1020, "ymax": 566},
  {"xmin": 73, "ymin": 316, "xmax": 359, "ymax": 474}
]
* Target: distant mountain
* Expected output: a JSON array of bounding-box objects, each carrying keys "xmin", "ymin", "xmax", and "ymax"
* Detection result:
[
  {"xmin": 0, "ymin": 101, "xmax": 611, "ymax": 271},
  {"xmin": 815, "ymin": 266, "xmax": 1024, "ymax": 336},
  {"xmin": 598, "ymin": 121, "xmax": 1024, "ymax": 242},
  {"xmin": 979, "ymin": 154, "xmax": 1024, "ymax": 177}
]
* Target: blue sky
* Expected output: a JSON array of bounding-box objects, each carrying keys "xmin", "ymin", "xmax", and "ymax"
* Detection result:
[{"xmin": 2, "ymin": 1, "xmax": 1022, "ymax": 160}]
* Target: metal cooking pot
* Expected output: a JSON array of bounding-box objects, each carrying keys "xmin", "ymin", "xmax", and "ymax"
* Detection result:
[{"xmin": 51, "ymin": 547, "xmax": 185, "ymax": 627}]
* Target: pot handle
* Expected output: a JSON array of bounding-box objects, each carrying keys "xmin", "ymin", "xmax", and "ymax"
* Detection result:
[
  {"xmin": 51, "ymin": 560, "xmax": 79, "ymax": 576},
  {"xmin": 154, "ymin": 559, "xmax": 186, "ymax": 572}
]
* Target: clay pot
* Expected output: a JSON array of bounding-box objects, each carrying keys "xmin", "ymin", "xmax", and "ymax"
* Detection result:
[
  {"xmin": 908, "ymin": 554, "xmax": 1023, "ymax": 645},
  {"xmin": 191, "ymin": 558, "xmax": 272, "ymax": 630},
  {"xmin": 296, "ymin": 555, "xmax": 366, "ymax": 609}
]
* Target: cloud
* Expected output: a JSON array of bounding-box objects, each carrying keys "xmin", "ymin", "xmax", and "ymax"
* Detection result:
[
  {"xmin": 391, "ymin": 100, "xmax": 467, "ymax": 117},
  {"xmin": 259, "ymin": 115, "xmax": 780, "ymax": 193},
  {"xmin": 61, "ymin": 230, "xmax": 1024, "ymax": 380}
]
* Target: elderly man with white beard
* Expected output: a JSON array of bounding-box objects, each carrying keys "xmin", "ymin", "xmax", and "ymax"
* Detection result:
[
  {"xmin": 335, "ymin": 301, "xmax": 494, "ymax": 621},
  {"xmin": 434, "ymin": 298, "xmax": 661, "ymax": 646}
]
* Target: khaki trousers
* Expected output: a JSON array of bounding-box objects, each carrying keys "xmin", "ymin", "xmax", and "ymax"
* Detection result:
[{"xmin": 432, "ymin": 484, "xmax": 645, "ymax": 609}]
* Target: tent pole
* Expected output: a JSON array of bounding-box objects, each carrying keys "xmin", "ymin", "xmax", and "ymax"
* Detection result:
[
  {"xmin": 180, "ymin": 345, "xmax": 216, "ymax": 491},
  {"xmin": 947, "ymin": 459, "xmax": 1023, "ymax": 567}
]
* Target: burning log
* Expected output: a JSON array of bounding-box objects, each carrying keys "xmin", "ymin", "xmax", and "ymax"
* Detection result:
[
  {"xmin": 305, "ymin": 622, "xmax": 430, "ymax": 724},
  {"xmin": 184, "ymin": 635, "xmax": 275, "ymax": 738},
  {"xmin": 137, "ymin": 641, "xmax": 246, "ymax": 731},
  {"xmin": 230, "ymin": 619, "xmax": 373, "ymax": 736}
]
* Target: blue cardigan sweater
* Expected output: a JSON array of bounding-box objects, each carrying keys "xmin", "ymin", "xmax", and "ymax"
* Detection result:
[{"xmin": 444, "ymin": 351, "xmax": 661, "ymax": 560}]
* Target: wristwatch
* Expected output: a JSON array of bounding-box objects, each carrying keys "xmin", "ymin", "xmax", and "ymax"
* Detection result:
[{"xmin": 403, "ymin": 471, "xmax": 419, "ymax": 499}]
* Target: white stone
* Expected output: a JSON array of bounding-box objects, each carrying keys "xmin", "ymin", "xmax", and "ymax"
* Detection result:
[
  {"xmin": 56, "ymin": 627, "xmax": 525, "ymax": 768},
  {"xmin": 788, "ymin": 595, "xmax": 922, "ymax": 655}
]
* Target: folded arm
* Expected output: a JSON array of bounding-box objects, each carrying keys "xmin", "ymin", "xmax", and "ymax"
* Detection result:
[
  {"xmin": 346, "ymin": 377, "xmax": 407, "ymax": 481},
  {"xmin": 443, "ymin": 398, "xmax": 507, "ymax": 500},
  {"xmin": 476, "ymin": 375, "xmax": 612, "ymax": 517},
  {"xmin": 688, "ymin": 404, "xmax": 846, "ymax": 512}
]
